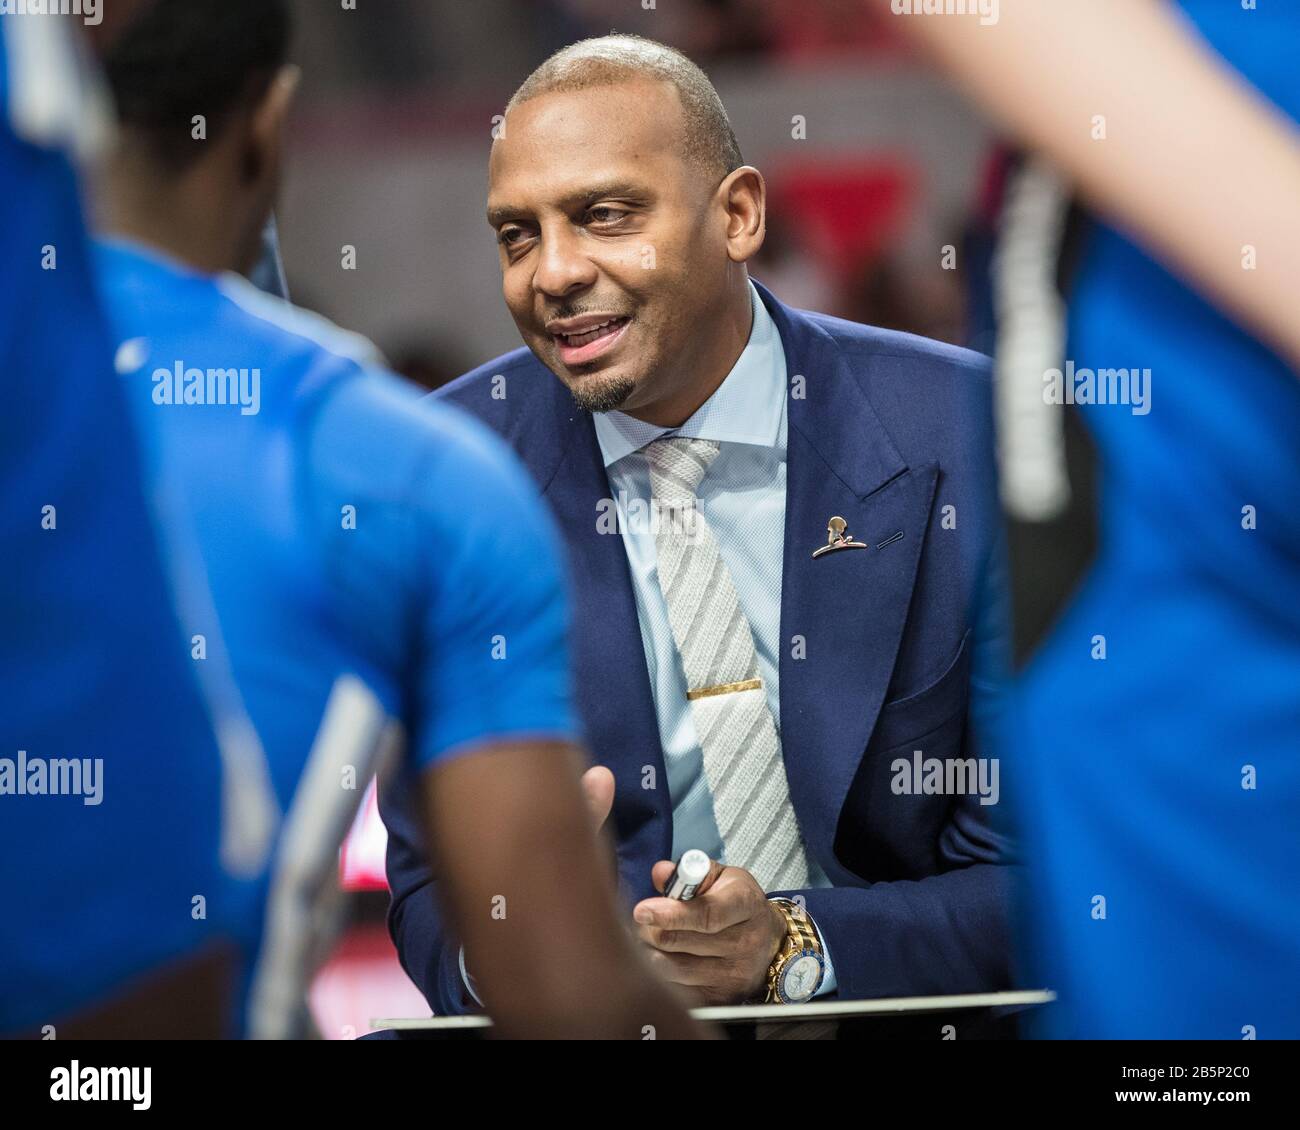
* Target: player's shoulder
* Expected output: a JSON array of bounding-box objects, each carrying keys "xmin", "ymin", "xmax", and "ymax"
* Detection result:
[
  {"xmin": 93, "ymin": 240, "xmax": 383, "ymax": 391},
  {"xmin": 429, "ymin": 349, "xmax": 573, "ymax": 488},
  {"xmin": 172, "ymin": 266, "xmax": 533, "ymax": 517},
  {"xmin": 211, "ymin": 271, "xmax": 386, "ymax": 376},
  {"xmin": 308, "ymin": 360, "xmax": 547, "ymax": 527}
]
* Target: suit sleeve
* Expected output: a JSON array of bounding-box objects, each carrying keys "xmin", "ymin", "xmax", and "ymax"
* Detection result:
[
  {"xmin": 772, "ymin": 861, "xmax": 1016, "ymax": 999},
  {"xmin": 772, "ymin": 788, "xmax": 1019, "ymax": 998},
  {"xmin": 379, "ymin": 770, "xmax": 476, "ymax": 1015}
]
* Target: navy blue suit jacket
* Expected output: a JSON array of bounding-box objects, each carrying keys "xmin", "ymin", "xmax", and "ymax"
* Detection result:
[{"xmin": 381, "ymin": 281, "xmax": 1016, "ymax": 1014}]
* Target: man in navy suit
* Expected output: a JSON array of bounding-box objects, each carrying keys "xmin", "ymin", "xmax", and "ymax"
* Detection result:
[{"xmin": 383, "ymin": 34, "xmax": 1014, "ymax": 1013}]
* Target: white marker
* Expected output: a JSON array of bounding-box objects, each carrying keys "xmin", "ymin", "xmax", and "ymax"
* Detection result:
[{"xmin": 663, "ymin": 849, "xmax": 713, "ymax": 901}]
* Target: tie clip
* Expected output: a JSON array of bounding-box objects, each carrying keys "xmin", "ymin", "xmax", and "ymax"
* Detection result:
[{"xmin": 686, "ymin": 677, "xmax": 763, "ymax": 701}]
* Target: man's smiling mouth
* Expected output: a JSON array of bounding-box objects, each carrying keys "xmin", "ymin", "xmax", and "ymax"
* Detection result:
[{"xmin": 547, "ymin": 314, "xmax": 632, "ymax": 365}]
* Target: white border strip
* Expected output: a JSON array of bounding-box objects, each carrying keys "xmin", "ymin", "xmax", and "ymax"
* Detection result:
[{"xmin": 372, "ymin": 989, "xmax": 1057, "ymax": 1031}]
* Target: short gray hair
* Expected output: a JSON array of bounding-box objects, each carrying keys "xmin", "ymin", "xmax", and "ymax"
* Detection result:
[{"xmin": 507, "ymin": 35, "xmax": 743, "ymax": 180}]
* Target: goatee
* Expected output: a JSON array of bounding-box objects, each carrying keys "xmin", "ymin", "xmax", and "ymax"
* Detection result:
[{"xmin": 567, "ymin": 372, "xmax": 636, "ymax": 414}]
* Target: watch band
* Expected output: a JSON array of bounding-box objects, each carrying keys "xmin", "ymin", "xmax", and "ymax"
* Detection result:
[{"xmin": 765, "ymin": 898, "xmax": 824, "ymax": 1003}]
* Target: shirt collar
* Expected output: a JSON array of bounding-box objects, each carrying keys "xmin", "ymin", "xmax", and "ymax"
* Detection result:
[{"xmin": 593, "ymin": 281, "xmax": 786, "ymax": 469}]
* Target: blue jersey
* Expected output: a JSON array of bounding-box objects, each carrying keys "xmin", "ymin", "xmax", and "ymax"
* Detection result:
[
  {"xmin": 0, "ymin": 16, "xmax": 241, "ymax": 1032},
  {"xmin": 1008, "ymin": 0, "xmax": 1300, "ymax": 1038},
  {"xmin": 93, "ymin": 238, "xmax": 579, "ymax": 1035}
]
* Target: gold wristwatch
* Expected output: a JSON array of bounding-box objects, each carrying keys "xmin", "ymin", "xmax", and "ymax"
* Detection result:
[{"xmin": 764, "ymin": 898, "xmax": 825, "ymax": 1004}]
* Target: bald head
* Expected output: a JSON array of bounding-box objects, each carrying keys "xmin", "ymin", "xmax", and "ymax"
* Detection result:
[
  {"xmin": 507, "ymin": 34, "xmax": 742, "ymax": 181},
  {"xmin": 490, "ymin": 36, "xmax": 766, "ymax": 427}
]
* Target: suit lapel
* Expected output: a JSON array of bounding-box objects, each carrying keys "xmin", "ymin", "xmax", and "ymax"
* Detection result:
[
  {"xmin": 762, "ymin": 285, "xmax": 939, "ymax": 885},
  {"xmin": 536, "ymin": 391, "xmax": 670, "ymax": 900}
]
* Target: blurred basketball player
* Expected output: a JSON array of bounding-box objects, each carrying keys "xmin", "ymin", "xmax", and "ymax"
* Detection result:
[
  {"xmin": 895, "ymin": 0, "xmax": 1300, "ymax": 1036},
  {"xmin": 93, "ymin": 0, "xmax": 702, "ymax": 1039}
]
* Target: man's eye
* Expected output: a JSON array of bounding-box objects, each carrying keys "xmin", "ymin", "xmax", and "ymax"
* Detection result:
[
  {"xmin": 586, "ymin": 206, "xmax": 627, "ymax": 225},
  {"xmin": 498, "ymin": 227, "xmax": 527, "ymax": 246}
]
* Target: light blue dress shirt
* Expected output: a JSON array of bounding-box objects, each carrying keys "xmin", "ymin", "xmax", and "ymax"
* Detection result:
[{"xmin": 593, "ymin": 282, "xmax": 837, "ymax": 996}]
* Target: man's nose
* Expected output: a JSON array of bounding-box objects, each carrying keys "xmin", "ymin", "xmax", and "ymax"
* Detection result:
[{"xmin": 531, "ymin": 223, "xmax": 598, "ymax": 299}]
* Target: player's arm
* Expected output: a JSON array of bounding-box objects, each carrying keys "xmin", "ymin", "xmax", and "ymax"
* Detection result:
[
  {"xmin": 405, "ymin": 402, "xmax": 705, "ymax": 1039},
  {"xmin": 886, "ymin": 0, "xmax": 1300, "ymax": 369},
  {"xmin": 423, "ymin": 740, "xmax": 699, "ymax": 1039}
]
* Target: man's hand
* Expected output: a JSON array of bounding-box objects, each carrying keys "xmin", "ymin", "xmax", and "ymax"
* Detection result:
[{"xmin": 632, "ymin": 861, "xmax": 787, "ymax": 1005}]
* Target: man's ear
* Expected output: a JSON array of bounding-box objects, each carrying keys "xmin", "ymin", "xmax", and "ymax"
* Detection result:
[
  {"xmin": 719, "ymin": 165, "xmax": 766, "ymax": 264},
  {"xmin": 244, "ymin": 64, "xmax": 301, "ymax": 186}
]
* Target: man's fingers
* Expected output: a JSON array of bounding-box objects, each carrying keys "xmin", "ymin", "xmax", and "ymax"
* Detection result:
[
  {"xmin": 579, "ymin": 765, "xmax": 615, "ymax": 834},
  {"xmin": 650, "ymin": 860, "xmax": 676, "ymax": 894},
  {"xmin": 693, "ymin": 859, "xmax": 725, "ymax": 898},
  {"xmin": 643, "ymin": 947, "xmax": 716, "ymax": 989},
  {"xmin": 637, "ymin": 922, "xmax": 741, "ymax": 956},
  {"xmin": 633, "ymin": 888, "xmax": 746, "ymax": 935}
]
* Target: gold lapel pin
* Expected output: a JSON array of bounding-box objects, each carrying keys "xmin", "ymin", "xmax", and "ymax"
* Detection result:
[{"xmin": 812, "ymin": 515, "xmax": 867, "ymax": 559}]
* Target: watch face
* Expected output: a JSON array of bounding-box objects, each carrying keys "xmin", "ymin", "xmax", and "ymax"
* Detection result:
[{"xmin": 780, "ymin": 953, "xmax": 823, "ymax": 1002}]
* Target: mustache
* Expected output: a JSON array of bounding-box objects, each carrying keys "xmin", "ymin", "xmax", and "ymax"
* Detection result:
[{"xmin": 544, "ymin": 303, "xmax": 631, "ymax": 322}]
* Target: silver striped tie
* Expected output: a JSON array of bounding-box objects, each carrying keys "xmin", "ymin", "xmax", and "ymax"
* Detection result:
[{"xmin": 645, "ymin": 436, "xmax": 810, "ymax": 891}]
